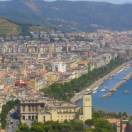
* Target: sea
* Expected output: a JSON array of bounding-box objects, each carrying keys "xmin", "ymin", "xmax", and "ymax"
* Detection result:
[
  {"xmin": 93, "ymin": 65, "xmax": 132, "ymax": 114},
  {"xmin": 78, "ymin": 63, "xmax": 132, "ymax": 114}
]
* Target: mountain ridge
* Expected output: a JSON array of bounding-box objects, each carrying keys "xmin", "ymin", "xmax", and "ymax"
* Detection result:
[{"xmin": 1, "ymin": 0, "xmax": 132, "ymax": 32}]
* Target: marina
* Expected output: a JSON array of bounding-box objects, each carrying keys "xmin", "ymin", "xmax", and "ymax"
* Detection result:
[
  {"xmin": 93, "ymin": 65, "xmax": 132, "ymax": 114},
  {"xmin": 74, "ymin": 61, "xmax": 132, "ymax": 114},
  {"xmin": 102, "ymin": 72, "xmax": 132, "ymax": 98},
  {"xmin": 71, "ymin": 62, "xmax": 132, "ymax": 103},
  {"xmin": 93, "ymin": 66, "xmax": 132, "ymax": 98}
]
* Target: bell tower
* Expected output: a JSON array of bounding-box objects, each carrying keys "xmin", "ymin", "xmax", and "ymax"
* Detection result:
[{"xmin": 83, "ymin": 93, "xmax": 92, "ymax": 121}]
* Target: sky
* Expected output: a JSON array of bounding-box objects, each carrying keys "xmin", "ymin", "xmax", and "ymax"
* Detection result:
[{"xmin": 0, "ymin": 0, "xmax": 131, "ymax": 4}]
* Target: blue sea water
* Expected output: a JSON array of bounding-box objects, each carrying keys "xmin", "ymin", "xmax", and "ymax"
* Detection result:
[{"xmin": 93, "ymin": 66, "xmax": 132, "ymax": 114}]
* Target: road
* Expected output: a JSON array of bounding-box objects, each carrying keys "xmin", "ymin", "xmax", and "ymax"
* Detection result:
[{"xmin": 6, "ymin": 114, "xmax": 19, "ymax": 132}]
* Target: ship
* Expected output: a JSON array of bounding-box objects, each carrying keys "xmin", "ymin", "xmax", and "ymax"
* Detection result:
[
  {"xmin": 100, "ymin": 89, "xmax": 106, "ymax": 92},
  {"xmin": 124, "ymin": 90, "xmax": 129, "ymax": 94},
  {"xmin": 101, "ymin": 92, "xmax": 112, "ymax": 98}
]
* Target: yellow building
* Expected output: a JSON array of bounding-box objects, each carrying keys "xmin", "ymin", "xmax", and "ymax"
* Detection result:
[
  {"xmin": 38, "ymin": 102, "xmax": 77, "ymax": 123},
  {"xmin": 79, "ymin": 94, "xmax": 92, "ymax": 121},
  {"xmin": 27, "ymin": 77, "xmax": 46, "ymax": 91},
  {"xmin": 20, "ymin": 99, "xmax": 45, "ymax": 125},
  {"xmin": 45, "ymin": 72, "xmax": 59, "ymax": 85},
  {"xmin": 20, "ymin": 94, "xmax": 92, "ymax": 125}
]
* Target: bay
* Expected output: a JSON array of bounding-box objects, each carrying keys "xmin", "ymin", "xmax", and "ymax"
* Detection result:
[{"xmin": 93, "ymin": 66, "xmax": 132, "ymax": 114}]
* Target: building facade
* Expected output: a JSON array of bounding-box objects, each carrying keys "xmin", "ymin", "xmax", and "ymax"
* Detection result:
[{"xmin": 19, "ymin": 94, "xmax": 92, "ymax": 125}]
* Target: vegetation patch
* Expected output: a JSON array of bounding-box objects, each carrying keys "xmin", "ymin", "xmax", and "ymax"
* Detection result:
[
  {"xmin": 43, "ymin": 57, "xmax": 124, "ymax": 101},
  {"xmin": 0, "ymin": 100, "xmax": 20, "ymax": 128}
]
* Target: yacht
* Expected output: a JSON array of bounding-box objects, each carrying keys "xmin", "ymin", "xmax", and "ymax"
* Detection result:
[
  {"xmin": 101, "ymin": 89, "xmax": 106, "ymax": 92},
  {"xmin": 93, "ymin": 91, "xmax": 97, "ymax": 94}
]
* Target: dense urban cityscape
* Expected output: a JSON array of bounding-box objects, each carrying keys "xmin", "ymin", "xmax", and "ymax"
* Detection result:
[
  {"xmin": 0, "ymin": 29, "xmax": 131, "ymax": 132},
  {"xmin": 0, "ymin": 0, "xmax": 132, "ymax": 132}
]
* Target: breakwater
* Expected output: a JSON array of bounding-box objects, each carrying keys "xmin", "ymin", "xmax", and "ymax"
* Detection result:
[
  {"xmin": 102, "ymin": 72, "xmax": 132, "ymax": 98},
  {"xmin": 93, "ymin": 78, "xmax": 132, "ymax": 114}
]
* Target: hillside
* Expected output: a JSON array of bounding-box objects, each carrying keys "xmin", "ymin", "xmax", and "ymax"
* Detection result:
[
  {"xmin": 0, "ymin": 17, "xmax": 54, "ymax": 37},
  {"xmin": 0, "ymin": 0, "xmax": 132, "ymax": 31},
  {"xmin": 0, "ymin": 18, "xmax": 21, "ymax": 36}
]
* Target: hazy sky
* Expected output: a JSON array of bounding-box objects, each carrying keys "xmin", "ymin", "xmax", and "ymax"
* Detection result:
[{"xmin": 0, "ymin": 0, "xmax": 132, "ymax": 4}]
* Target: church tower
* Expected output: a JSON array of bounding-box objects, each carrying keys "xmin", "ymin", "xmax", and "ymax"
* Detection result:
[{"xmin": 82, "ymin": 93, "xmax": 92, "ymax": 121}]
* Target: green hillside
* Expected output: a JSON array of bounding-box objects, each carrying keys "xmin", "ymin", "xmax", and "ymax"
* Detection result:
[
  {"xmin": 0, "ymin": 18, "xmax": 21, "ymax": 36},
  {"xmin": 0, "ymin": 17, "xmax": 55, "ymax": 37}
]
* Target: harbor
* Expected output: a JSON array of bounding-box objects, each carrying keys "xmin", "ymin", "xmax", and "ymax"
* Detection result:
[
  {"xmin": 71, "ymin": 61, "xmax": 132, "ymax": 103},
  {"xmin": 92, "ymin": 62, "xmax": 132, "ymax": 114},
  {"xmin": 102, "ymin": 72, "xmax": 132, "ymax": 98},
  {"xmin": 93, "ymin": 79, "xmax": 132, "ymax": 114},
  {"xmin": 71, "ymin": 60, "xmax": 132, "ymax": 114}
]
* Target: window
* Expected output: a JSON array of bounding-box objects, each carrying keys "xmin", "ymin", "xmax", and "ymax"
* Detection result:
[
  {"xmin": 35, "ymin": 106, "xmax": 38, "ymax": 112},
  {"xmin": 43, "ymin": 116, "xmax": 46, "ymax": 122},
  {"xmin": 22, "ymin": 116, "xmax": 25, "ymax": 120},
  {"xmin": 28, "ymin": 116, "xmax": 31, "ymax": 120},
  {"xmin": 36, "ymin": 116, "xmax": 38, "ymax": 120},
  {"xmin": 22, "ymin": 106, "xmax": 25, "ymax": 112},
  {"xmin": 32, "ymin": 116, "xmax": 34, "ymax": 120},
  {"xmin": 29, "ymin": 106, "xmax": 31, "ymax": 112},
  {"xmin": 32, "ymin": 106, "xmax": 34, "ymax": 112}
]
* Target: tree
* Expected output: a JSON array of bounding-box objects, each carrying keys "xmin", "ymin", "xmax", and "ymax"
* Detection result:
[
  {"xmin": 43, "ymin": 57, "xmax": 124, "ymax": 101},
  {"xmin": 17, "ymin": 123, "xmax": 30, "ymax": 132},
  {"xmin": 85, "ymin": 119, "xmax": 94, "ymax": 127},
  {"xmin": 30, "ymin": 122, "xmax": 45, "ymax": 132},
  {"xmin": 0, "ymin": 100, "xmax": 20, "ymax": 128}
]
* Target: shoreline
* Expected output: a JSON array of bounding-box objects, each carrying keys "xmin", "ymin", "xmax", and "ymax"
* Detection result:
[{"xmin": 71, "ymin": 62, "xmax": 131, "ymax": 103}]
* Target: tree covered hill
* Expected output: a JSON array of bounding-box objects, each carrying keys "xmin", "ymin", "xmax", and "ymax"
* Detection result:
[
  {"xmin": 0, "ymin": 18, "xmax": 21, "ymax": 36},
  {"xmin": 0, "ymin": 17, "xmax": 53, "ymax": 37},
  {"xmin": 0, "ymin": 0, "xmax": 132, "ymax": 32}
]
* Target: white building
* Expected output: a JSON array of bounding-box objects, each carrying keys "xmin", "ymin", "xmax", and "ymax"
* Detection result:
[{"xmin": 52, "ymin": 61, "xmax": 67, "ymax": 73}]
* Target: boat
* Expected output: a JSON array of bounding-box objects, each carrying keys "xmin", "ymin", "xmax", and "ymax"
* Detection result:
[
  {"xmin": 101, "ymin": 89, "xmax": 106, "ymax": 92},
  {"xmin": 116, "ymin": 68, "xmax": 124, "ymax": 74},
  {"xmin": 124, "ymin": 90, "xmax": 129, "ymax": 94},
  {"xmin": 93, "ymin": 91, "xmax": 97, "ymax": 94},
  {"xmin": 101, "ymin": 92, "xmax": 112, "ymax": 98},
  {"xmin": 94, "ymin": 87, "xmax": 99, "ymax": 90}
]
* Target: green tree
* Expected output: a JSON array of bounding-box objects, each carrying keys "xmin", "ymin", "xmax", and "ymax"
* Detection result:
[
  {"xmin": 43, "ymin": 57, "xmax": 124, "ymax": 101},
  {"xmin": 16, "ymin": 123, "xmax": 30, "ymax": 132},
  {"xmin": 0, "ymin": 99, "xmax": 20, "ymax": 128}
]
